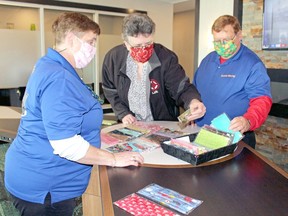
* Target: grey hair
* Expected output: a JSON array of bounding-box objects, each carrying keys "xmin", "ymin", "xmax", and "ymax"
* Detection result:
[{"xmin": 122, "ymin": 13, "xmax": 155, "ymax": 41}]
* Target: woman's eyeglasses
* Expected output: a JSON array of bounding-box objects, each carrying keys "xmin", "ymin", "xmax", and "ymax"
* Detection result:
[{"xmin": 126, "ymin": 41, "xmax": 154, "ymax": 49}]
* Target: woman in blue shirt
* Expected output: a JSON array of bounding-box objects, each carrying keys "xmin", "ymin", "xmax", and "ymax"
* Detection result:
[{"xmin": 4, "ymin": 12, "xmax": 143, "ymax": 216}]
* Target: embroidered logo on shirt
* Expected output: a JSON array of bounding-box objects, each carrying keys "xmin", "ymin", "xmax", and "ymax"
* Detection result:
[
  {"xmin": 150, "ymin": 79, "xmax": 160, "ymax": 94},
  {"xmin": 220, "ymin": 74, "xmax": 236, "ymax": 78}
]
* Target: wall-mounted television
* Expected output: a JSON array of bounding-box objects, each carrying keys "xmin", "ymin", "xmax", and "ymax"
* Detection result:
[{"xmin": 262, "ymin": 0, "xmax": 288, "ymax": 50}]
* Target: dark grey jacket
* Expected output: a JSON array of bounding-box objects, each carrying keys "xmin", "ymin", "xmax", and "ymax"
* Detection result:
[{"xmin": 102, "ymin": 43, "xmax": 201, "ymax": 121}]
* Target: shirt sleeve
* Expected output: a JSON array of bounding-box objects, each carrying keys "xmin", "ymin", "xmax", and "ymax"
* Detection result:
[
  {"xmin": 102, "ymin": 52, "xmax": 133, "ymax": 121},
  {"xmin": 41, "ymin": 78, "xmax": 89, "ymax": 140},
  {"xmin": 243, "ymin": 96, "xmax": 272, "ymax": 130},
  {"xmin": 50, "ymin": 135, "xmax": 90, "ymax": 161},
  {"xmin": 162, "ymin": 50, "xmax": 201, "ymax": 109}
]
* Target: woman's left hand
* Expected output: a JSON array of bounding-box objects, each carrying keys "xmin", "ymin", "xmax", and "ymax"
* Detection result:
[{"xmin": 114, "ymin": 152, "xmax": 144, "ymax": 167}]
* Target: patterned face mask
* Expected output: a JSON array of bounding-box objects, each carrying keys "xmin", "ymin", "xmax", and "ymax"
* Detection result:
[
  {"xmin": 130, "ymin": 43, "xmax": 154, "ymax": 63},
  {"xmin": 74, "ymin": 37, "xmax": 96, "ymax": 69},
  {"xmin": 213, "ymin": 37, "xmax": 237, "ymax": 58}
]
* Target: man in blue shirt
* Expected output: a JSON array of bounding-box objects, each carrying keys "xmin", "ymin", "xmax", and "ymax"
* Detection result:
[{"xmin": 193, "ymin": 15, "xmax": 272, "ymax": 148}]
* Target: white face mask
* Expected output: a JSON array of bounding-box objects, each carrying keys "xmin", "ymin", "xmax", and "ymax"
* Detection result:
[{"xmin": 73, "ymin": 37, "xmax": 96, "ymax": 69}]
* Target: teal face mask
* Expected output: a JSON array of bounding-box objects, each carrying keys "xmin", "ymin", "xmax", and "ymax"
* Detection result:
[{"xmin": 213, "ymin": 37, "xmax": 237, "ymax": 58}]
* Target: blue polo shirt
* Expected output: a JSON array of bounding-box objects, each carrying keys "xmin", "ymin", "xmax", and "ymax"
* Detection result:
[
  {"xmin": 5, "ymin": 48, "xmax": 103, "ymax": 204},
  {"xmin": 193, "ymin": 44, "xmax": 271, "ymax": 126}
]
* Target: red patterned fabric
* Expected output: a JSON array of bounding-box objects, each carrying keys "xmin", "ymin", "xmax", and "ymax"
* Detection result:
[
  {"xmin": 114, "ymin": 193, "xmax": 177, "ymax": 216},
  {"xmin": 130, "ymin": 44, "xmax": 154, "ymax": 63}
]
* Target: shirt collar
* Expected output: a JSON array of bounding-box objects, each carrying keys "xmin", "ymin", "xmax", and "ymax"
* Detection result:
[{"xmin": 46, "ymin": 48, "xmax": 80, "ymax": 81}]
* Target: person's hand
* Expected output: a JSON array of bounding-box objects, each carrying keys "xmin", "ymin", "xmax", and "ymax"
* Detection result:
[
  {"xmin": 113, "ymin": 152, "xmax": 144, "ymax": 167},
  {"xmin": 186, "ymin": 99, "xmax": 206, "ymax": 121},
  {"xmin": 122, "ymin": 114, "xmax": 137, "ymax": 124},
  {"xmin": 229, "ymin": 116, "xmax": 250, "ymax": 134}
]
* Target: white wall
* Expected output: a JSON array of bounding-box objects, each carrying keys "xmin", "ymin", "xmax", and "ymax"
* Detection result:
[
  {"xmin": 60, "ymin": 0, "xmax": 174, "ymax": 49},
  {"xmin": 0, "ymin": 0, "xmax": 174, "ymax": 90},
  {"xmin": 0, "ymin": 29, "xmax": 41, "ymax": 88},
  {"xmin": 198, "ymin": 0, "xmax": 234, "ymax": 65},
  {"xmin": 173, "ymin": 10, "xmax": 195, "ymax": 80}
]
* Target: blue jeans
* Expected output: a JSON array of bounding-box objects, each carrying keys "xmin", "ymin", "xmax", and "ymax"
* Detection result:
[{"xmin": 10, "ymin": 192, "xmax": 76, "ymax": 216}]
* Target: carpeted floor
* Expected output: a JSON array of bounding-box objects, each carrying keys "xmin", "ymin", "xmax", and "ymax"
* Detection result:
[
  {"xmin": 0, "ymin": 143, "xmax": 20, "ymax": 216},
  {"xmin": 0, "ymin": 142, "xmax": 83, "ymax": 216}
]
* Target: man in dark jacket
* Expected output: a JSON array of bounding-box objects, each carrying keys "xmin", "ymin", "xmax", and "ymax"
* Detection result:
[{"xmin": 102, "ymin": 13, "xmax": 206, "ymax": 124}]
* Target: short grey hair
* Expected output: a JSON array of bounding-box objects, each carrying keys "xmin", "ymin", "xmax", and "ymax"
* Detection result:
[{"xmin": 122, "ymin": 13, "xmax": 155, "ymax": 41}]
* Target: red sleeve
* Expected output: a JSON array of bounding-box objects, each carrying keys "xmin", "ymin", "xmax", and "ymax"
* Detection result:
[{"xmin": 243, "ymin": 96, "xmax": 272, "ymax": 131}]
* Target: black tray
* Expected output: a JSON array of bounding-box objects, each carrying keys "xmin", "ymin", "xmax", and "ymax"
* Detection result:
[{"xmin": 161, "ymin": 133, "xmax": 237, "ymax": 165}]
